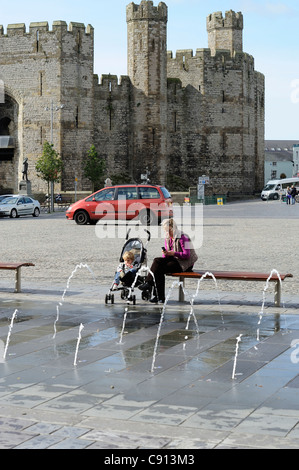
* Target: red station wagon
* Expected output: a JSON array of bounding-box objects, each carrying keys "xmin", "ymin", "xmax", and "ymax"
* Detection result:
[{"xmin": 66, "ymin": 184, "xmax": 173, "ymax": 225}]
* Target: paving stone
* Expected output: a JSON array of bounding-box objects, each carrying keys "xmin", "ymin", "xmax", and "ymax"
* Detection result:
[
  {"xmin": 48, "ymin": 437, "xmax": 94, "ymax": 449},
  {"xmin": 24, "ymin": 422, "xmax": 62, "ymax": 435},
  {"xmin": 233, "ymin": 412, "xmax": 299, "ymax": 437},
  {"xmin": 82, "ymin": 430, "xmax": 170, "ymax": 449},
  {"xmin": 0, "ymin": 430, "xmax": 38, "ymax": 449},
  {"xmin": 14, "ymin": 435, "xmax": 66, "ymax": 449}
]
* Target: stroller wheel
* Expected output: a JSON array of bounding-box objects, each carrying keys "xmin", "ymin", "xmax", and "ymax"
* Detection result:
[
  {"xmin": 127, "ymin": 294, "xmax": 136, "ymax": 304},
  {"xmin": 142, "ymin": 290, "xmax": 151, "ymax": 301},
  {"xmin": 105, "ymin": 293, "xmax": 114, "ymax": 304}
]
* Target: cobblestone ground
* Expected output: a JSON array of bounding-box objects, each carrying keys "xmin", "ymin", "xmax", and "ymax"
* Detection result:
[{"xmin": 0, "ymin": 199, "xmax": 298, "ymax": 296}]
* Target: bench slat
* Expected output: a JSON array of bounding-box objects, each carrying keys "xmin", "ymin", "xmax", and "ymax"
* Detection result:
[
  {"xmin": 0, "ymin": 262, "xmax": 35, "ymax": 270},
  {"xmin": 167, "ymin": 271, "xmax": 293, "ymax": 282},
  {"xmin": 166, "ymin": 270, "xmax": 293, "ymax": 307}
]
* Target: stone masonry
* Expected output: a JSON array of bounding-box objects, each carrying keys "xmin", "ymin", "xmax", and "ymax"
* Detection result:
[{"xmin": 0, "ymin": 1, "xmax": 264, "ymax": 195}]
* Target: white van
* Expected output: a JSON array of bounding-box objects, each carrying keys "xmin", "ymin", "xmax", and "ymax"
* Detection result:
[{"xmin": 261, "ymin": 177, "xmax": 299, "ymax": 200}]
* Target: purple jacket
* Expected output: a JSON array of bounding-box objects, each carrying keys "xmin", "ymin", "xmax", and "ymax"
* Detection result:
[{"xmin": 163, "ymin": 232, "xmax": 198, "ymax": 271}]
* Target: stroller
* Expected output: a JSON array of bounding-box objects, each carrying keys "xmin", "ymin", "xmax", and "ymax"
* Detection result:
[{"xmin": 105, "ymin": 228, "xmax": 152, "ymax": 305}]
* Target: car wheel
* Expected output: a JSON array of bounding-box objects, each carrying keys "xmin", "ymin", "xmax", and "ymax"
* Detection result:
[
  {"xmin": 33, "ymin": 207, "xmax": 40, "ymax": 217},
  {"xmin": 273, "ymin": 194, "xmax": 278, "ymax": 200},
  {"xmin": 10, "ymin": 209, "xmax": 18, "ymax": 218},
  {"xmin": 139, "ymin": 209, "xmax": 156, "ymax": 226},
  {"xmin": 74, "ymin": 210, "xmax": 89, "ymax": 225}
]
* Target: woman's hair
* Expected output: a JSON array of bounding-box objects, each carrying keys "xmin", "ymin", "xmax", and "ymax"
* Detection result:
[{"xmin": 161, "ymin": 218, "xmax": 177, "ymax": 232}]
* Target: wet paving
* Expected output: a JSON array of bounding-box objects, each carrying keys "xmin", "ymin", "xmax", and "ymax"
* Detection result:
[{"xmin": 0, "ymin": 286, "xmax": 299, "ymax": 448}]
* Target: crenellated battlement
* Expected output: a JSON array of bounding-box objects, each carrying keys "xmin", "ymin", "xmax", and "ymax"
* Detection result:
[
  {"xmin": 94, "ymin": 74, "xmax": 131, "ymax": 89},
  {"xmin": 206, "ymin": 10, "xmax": 243, "ymax": 31},
  {"xmin": 0, "ymin": 21, "xmax": 94, "ymax": 36},
  {"xmin": 206, "ymin": 10, "xmax": 243, "ymax": 56},
  {"xmin": 126, "ymin": 0, "xmax": 167, "ymax": 23},
  {"xmin": 168, "ymin": 47, "xmax": 253, "ymax": 62}
]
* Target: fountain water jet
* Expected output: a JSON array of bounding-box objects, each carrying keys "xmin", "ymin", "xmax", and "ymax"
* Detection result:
[
  {"xmin": 53, "ymin": 263, "xmax": 97, "ymax": 338},
  {"xmin": 3, "ymin": 309, "xmax": 18, "ymax": 360},
  {"xmin": 118, "ymin": 307, "xmax": 129, "ymax": 344},
  {"xmin": 256, "ymin": 269, "xmax": 284, "ymax": 341},
  {"xmin": 61, "ymin": 263, "xmax": 96, "ymax": 304},
  {"xmin": 151, "ymin": 275, "xmax": 218, "ymax": 373},
  {"xmin": 74, "ymin": 323, "xmax": 84, "ymax": 366},
  {"xmin": 150, "ymin": 280, "xmax": 200, "ymax": 373},
  {"xmin": 151, "ymin": 281, "xmax": 178, "ymax": 373},
  {"xmin": 185, "ymin": 271, "xmax": 224, "ymax": 330},
  {"xmin": 232, "ymin": 333, "xmax": 243, "ymax": 380}
]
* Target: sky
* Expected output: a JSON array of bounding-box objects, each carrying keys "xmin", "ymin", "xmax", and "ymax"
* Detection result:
[{"xmin": 1, "ymin": 0, "xmax": 299, "ymax": 140}]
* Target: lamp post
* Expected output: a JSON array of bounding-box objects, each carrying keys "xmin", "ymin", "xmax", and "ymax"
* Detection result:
[{"xmin": 45, "ymin": 101, "xmax": 64, "ymax": 212}]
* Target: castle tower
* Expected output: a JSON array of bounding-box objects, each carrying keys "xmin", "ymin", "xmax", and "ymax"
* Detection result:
[
  {"xmin": 207, "ymin": 10, "xmax": 243, "ymax": 56},
  {"xmin": 126, "ymin": 1, "xmax": 168, "ymax": 184}
]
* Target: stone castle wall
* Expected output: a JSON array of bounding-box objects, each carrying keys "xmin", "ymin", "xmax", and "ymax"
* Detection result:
[
  {"xmin": 0, "ymin": 21, "xmax": 94, "ymax": 193},
  {"xmin": 166, "ymin": 47, "xmax": 265, "ymax": 192},
  {"xmin": 0, "ymin": 2, "xmax": 265, "ymax": 196}
]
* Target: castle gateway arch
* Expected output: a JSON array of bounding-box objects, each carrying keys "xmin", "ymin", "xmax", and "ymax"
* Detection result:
[{"xmin": 0, "ymin": 86, "xmax": 21, "ymax": 193}]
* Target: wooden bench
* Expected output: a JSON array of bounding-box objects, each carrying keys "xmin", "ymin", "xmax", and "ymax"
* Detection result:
[
  {"xmin": 166, "ymin": 270, "xmax": 293, "ymax": 307},
  {"xmin": 0, "ymin": 262, "xmax": 35, "ymax": 293},
  {"xmin": 56, "ymin": 197, "xmax": 72, "ymax": 208},
  {"xmin": 40, "ymin": 202, "xmax": 49, "ymax": 212}
]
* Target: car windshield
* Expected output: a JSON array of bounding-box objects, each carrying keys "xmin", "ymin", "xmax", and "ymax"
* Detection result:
[
  {"xmin": 263, "ymin": 184, "xmax": 276, "ymax": 191},
  {"xmin": 86, "ymin": 188, "xmax": 115, "ymax": 202},
  {"xmin": 2, "ymin": 197, "xmax": 18, "ymax": 204},
  {"xmin": 161, "ymin": 187, "xmax": 171, "ymax": 199}
]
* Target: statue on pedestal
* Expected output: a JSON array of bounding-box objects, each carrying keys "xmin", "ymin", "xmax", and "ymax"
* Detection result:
[
  {"xmin": 19, "ymin": 157, "xmax": 32, "ymax": 195},
  {"xmin": 22, "ymin": 157, "xmax": 29, "ymax": 182}
]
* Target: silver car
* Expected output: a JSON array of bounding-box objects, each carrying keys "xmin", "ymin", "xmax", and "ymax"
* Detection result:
[
  {"xmin": 0, "ymin": 196, "xmax": 40, "ymax": 218},
  {"xmin": 0, "ymin": 194, "xmax": 18, "ymax": 203}
]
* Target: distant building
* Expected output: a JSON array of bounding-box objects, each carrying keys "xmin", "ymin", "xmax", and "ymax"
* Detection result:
[
  {"xmin": 293, "ymin": 144, "xmax": 299, "ymax": 177},
  {"xmin": 264, "ymin": 140, "xmax": 299, "ymax": 183}
]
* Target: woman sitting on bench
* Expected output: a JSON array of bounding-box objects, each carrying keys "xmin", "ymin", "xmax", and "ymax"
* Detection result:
[{"xmin": 139, "ymin": 218, "xmax": 198, "ymax": 303}]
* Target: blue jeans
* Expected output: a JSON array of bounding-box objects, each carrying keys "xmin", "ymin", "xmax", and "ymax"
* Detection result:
[{"xmin": 114, "ymin": 268, "xmax": 137, "ymax": 285}]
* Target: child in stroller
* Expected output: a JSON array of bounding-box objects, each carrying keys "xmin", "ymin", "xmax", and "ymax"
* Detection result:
[
  {"xmin": 105, "ymin": 229, "xmax": 152, "ymax": 305},
  {"xmin": 112, "ymin": 251, "xmax": 138, "ymax": 290}
]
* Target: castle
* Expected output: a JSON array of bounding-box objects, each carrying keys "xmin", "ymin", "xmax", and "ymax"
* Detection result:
[{"xmin": 0, "ymin": 1, "xmax": 264, "ymax": 196}]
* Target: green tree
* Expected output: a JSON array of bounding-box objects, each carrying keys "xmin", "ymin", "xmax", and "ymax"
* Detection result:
[
  {"xmin": 35, "ymin": 141, "xmax": 63, "ymax": 211},
  {"xmin": 83, "ymin": 145, "xmax": 106, "ymax": 192},
  {"xmin": 109, "ymin": 171, "xmax": 132, "ymax": 185}
]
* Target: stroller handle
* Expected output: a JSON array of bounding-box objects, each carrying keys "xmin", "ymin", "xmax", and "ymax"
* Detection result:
[
  {"xmin": 144, "ymin": 229, "xmax": 151, "ymax": 242},
  {"xmin": 125, "ymin": 228, "xmax": 131, "ymax": 240},
  {"xmin": 125, "ymin": 227, "xmax": 151, "ymax": 243}
]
